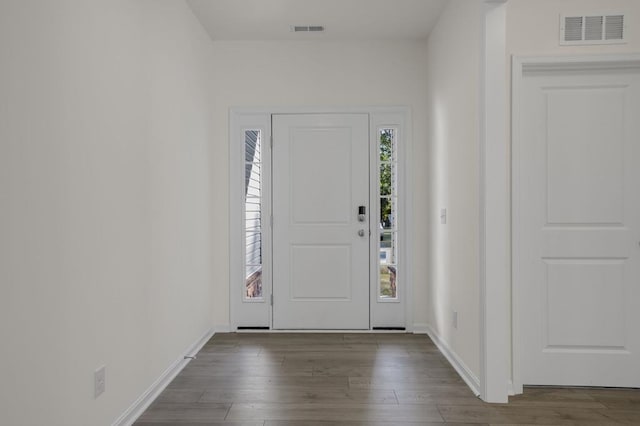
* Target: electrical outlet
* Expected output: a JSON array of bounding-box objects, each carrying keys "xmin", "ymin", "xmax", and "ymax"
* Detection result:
[
  {"xmin": 440, "ymin": 208, "xmax": 447, "ymax": 224},
  {"xmin": 452, "ymin": 311, "xmax": 458, "ymax": 329},
  {"xmin": 94, "ymin": 365, "xmax": 106, "ymax": 398}
]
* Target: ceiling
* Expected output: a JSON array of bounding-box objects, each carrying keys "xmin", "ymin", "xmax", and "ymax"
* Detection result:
[{"xmin": 186, "ymin": 0, "xmax": 448, "ymax": 41}]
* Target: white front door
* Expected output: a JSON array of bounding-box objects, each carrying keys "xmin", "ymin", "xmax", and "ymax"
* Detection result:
[
  {"xmin": 516, "ymin": 63, "xmax": 640, "ymax": 386},
  {"xmin": 272, "ymin": 114, "xmax": 370, "ymax": 329}
]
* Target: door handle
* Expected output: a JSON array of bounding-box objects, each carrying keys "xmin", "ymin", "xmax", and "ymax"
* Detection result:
[{"xmin": 358, "ymin": 229, "xmax": 366, "ymax": 237}]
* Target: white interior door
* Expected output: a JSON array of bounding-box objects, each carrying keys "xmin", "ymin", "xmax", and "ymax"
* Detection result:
[
  {"xmin": 516, "ymin": 62, "xmax": 640, "ymax": 387},
  {"xmin": 272, "ymin": 114, "xmax": 369, "ymax": 329}
]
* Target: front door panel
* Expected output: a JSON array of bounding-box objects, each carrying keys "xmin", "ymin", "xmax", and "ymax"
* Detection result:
[{"xmin": 272, "ymin": 114, "xmax": 369, "ymax": 329}]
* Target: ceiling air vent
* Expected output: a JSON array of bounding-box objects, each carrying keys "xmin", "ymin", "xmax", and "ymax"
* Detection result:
[
  {"xmin": 291, "ymin": 25, "xmax": 325, "ymax": 33},
  {"xmin": 560, "ymin": 14, "xmax": 626, "ymax": 45}
]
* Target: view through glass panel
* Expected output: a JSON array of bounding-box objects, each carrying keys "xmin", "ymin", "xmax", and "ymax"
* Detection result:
[
  {"xmin": 379, "ymin": 128, "xmax": 398, "ymax": 299},
  {"xmin": 244, "ymin": 130, "xmax": 262, "ymax": 299}
]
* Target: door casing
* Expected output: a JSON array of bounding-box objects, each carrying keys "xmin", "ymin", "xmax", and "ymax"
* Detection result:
[{"xmin": 229, "ymin": 106, "xmax": 413, "ymax": 331}]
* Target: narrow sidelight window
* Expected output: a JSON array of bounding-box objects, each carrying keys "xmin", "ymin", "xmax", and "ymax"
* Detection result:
[
  {"xmin": 379, "ymin": 128, "xmax": 398, "ymax": 299},
  {"xmin": 244, "ymin": 130, "xmax": 263, "ymax": 299}
]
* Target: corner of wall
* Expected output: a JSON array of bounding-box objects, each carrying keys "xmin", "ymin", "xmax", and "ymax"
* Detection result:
[
  {"xmin": 425, "ymin": 325, "xmax": 481, "ymax": 396},
  {"xmin": 112, "ymin": 329, "xmax": 214, "ymax": 426}
]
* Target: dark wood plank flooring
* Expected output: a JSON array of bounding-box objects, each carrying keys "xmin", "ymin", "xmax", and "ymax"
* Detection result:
[{"xmin": 135, "ymin": 333, "xmax": 640, "ymax": 425}]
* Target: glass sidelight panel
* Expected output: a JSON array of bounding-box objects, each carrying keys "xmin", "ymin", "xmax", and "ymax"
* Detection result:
[
  {"xmin": 380, "ymin": 197, "xmax": 396, "ymax": 230},
  {"xmin": 244, "ymin": 130, "xmax": 263, "ymax": 299},
  {"xmin": 379, "ymin": 129, "xmax": 398, "ymax": 300},
  {"xmin": 380, "ymin": 164, "xmax": 392, "ymax": 196},
  {"xmin": 379, "ymin": 265, "xmax": 397, "ymax": 298}
]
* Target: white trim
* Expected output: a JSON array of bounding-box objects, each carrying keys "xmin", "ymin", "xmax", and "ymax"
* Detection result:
[
  {"xmin": 229, "ymin": 111, "xmax": 242, "ymax": 330},
  {"xmin": 511, "ymin": 54, "xmax": 525, "ymax": 397},
  {"xmin": 412, "ymin": 323, "xmax": 429, "ymax": 335},
  {"xmin": 214, "ymin": 324, "xmax": 231, "ymax": 333},
  {"xmin": 426, "ymin": 325, "xmax": 481, "ymax": 397},
  {"xmin": 403, "ymin": 110, "xmax": 414, "ymax": 333},
  {"xmin": 479, "ymin": 0, "xmax": 510, "ymax": 404},
  {"xmin": 510, "ymin": 52, "xmax": 640, "ymax": 396},
  {"xmin": 112, "ymin": 328, "xmax": 214, "ymax": 426},
  {"xmin": 237, "ymin": 329, "xmax": 409, "ymax": 334},
  {"xmin": 520, "ymin": 55, "xmax": 640, "ymax": 73},
  {"xmin": 230, "ymin": 105, "xmax": 412, "ymax": 115}
]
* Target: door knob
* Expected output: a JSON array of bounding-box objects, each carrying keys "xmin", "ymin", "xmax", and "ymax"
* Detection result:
[{"xmin": 358, "ymin": 229, "xmax": 366, "ymax": 237}]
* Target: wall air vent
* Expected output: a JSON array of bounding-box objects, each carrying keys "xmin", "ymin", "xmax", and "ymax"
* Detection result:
[
  {"xmin": 291, "ymin": 25, "xmax": 325, "ymax": 33},
  {"xmin": 560, "ymin": 14, "xmax": 626, "ymax": 45}
]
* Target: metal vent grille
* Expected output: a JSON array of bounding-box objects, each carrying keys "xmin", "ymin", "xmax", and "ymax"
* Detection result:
[
  {"xmin": 564, "ymin": 16, "xmax": 583, "ymax": 41},
  {"xmin": 560, "ymin": 14, "xmax": 626, "ymax": 45},
  {"xmin": 291, "ymin": 25, "xmax": 325, "ymax": 33},
  {"xmin": 605, "ymin": 15, "xmax": 624, "ymax": 40},
  {"xmin": 584, "ymin": 16, "xmax": 603, "ymax": 41}
]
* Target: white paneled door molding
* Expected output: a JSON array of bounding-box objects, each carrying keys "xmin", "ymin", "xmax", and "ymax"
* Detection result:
[{"xmin": 512, "ymin": 54, "xmax": 640, "ymax": 389}]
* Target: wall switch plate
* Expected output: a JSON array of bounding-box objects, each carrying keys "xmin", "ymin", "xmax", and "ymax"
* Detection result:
[
  {"xmin": 452, "ymin": 311, "xmax": 458, "ymax": 329},
  {"xmin": 440, "ymin": 208, "xmax": 447, "ymax": 224},
  {"xmin": 94, "ymin": 365, "xmax": 106, "ymax": 398}
]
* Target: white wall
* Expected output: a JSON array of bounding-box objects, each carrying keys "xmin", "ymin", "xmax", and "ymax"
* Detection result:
[
  {"xmin": 424, "ymin": 0, "xmax": 640, "ymax": 391},
  {"xmin": 208, "ymin": 40, "xmax": 430, "ymax": 329},
  {"xmin": 425, "ymin": 0, "xmax": 484, "ymax": 379},
  {"xmin": 0, "ymin": 1, "xmax": 215, "ymax": 425}
]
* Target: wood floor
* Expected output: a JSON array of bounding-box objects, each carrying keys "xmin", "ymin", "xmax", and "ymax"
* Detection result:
[{"xmin": 135, "ymin": 333, "xmax": 640, "ymax": 425}]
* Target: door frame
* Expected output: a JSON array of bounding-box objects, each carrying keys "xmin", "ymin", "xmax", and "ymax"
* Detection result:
[
  {"xmin": 511, "ymin": 53, "xmax": 640, "ymax": 393},
  {"xmin": 479, "ymin": 0, "xmax": 509, "ymax": 403},
  {"xmin": 229, "ymin": 106, "xmax": 413, "ymax": 331}
]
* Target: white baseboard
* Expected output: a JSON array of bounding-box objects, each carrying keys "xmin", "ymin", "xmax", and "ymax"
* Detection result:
[
  {"xmin": 509, "ymin": 379, "xmax": 523, "ymax": 396},
  {"xmin": 112, "ymin": 328, "xmax": 214, "ymax": 426},
  {"xmin": 425, "ymin": 325, "xmax": 481, "ymax": 397},
  {"xmin": 214, "ymin": 324, "xmax": 231, "ymax": 333},
  {"xmin": 412, "ymin": 323, "xmax": 429, "ymax": 334}
]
